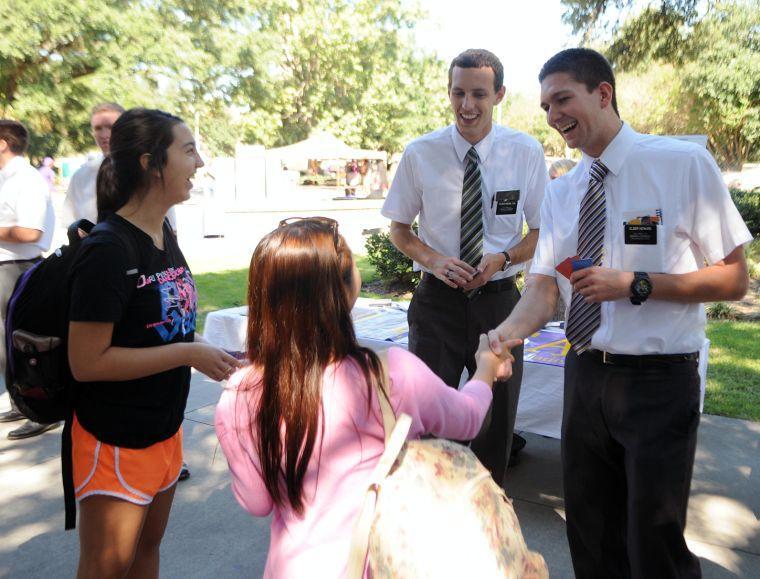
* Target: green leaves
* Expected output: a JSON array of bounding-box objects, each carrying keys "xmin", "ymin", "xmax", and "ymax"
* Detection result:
[{"xmin": 1, "ymin": 0, "xmax": 448, "ymax": 159}]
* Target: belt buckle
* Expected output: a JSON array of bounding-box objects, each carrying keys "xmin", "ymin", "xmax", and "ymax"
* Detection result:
[{"xmin": 602, "ymin": 351, "xmax": 611, "ymax": 364}]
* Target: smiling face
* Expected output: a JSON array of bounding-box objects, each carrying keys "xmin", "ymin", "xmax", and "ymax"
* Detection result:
[
  {"xmin": 159, "ymin": 123, "xmax": 204, "ymax": 204},
  {"xmin": 91, "ymin": 110, "xmax": 122, "ymax": 154},
  {"xmin": 449, "ymin": 66, "xmax": 505, "ymax": 145},
  {"xmin": 540, "ymin": 72, "xmax": 620, "ymax": 158}
]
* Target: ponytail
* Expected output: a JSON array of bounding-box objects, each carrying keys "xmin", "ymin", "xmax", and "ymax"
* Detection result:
[
  {"xmin": 96, "ymin": 155, "xmax": 124, "ymax": 222},
  {"xmin": 94, "ymin": 108, "xmax": 183, "ymax": 223}
]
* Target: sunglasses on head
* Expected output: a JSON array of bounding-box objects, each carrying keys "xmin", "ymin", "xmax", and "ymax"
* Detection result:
[{"xmin": 278, "ymin": 216, "xmax": 340, "ymax": 247}]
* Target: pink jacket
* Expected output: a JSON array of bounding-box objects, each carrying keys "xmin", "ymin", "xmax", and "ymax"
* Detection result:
[{"xmin": 215, "ymin": 347, "xmax": 492, "ymax": 578}]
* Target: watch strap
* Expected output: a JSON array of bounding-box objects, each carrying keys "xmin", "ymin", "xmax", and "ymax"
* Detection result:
[{"xmin": 501, "ymin": 250, "xmax": 511, "ymax": 271}]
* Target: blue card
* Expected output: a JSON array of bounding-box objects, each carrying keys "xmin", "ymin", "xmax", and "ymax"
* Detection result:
[{"xmin": 572, "ymin": 258, "xmax": 594, "ymax": 271}]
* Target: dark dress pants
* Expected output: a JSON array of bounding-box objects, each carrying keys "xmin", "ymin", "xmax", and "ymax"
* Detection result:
[
  {"xmin": 407, "ymin": 274, "xmax": 523, "ymax": 486},
  {"xmin": 562, "ymin": 349, "xmax": 702, "ymax": 579}
]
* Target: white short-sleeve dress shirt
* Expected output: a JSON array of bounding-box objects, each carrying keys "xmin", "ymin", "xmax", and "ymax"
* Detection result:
[
  {"xmin": 532, "ymin": 123, "xmax": 752, "ymax": 354},
  {"xmin": 0, "ymin": 156, "xmax": 55, "ymax": 261},
  {"xmin": 63, "ymin": 154, "xmax": 102, "ymax": 225},
  {"xmin": 382, "ymin": 124, "xmax": 547, "ymax": 279}
]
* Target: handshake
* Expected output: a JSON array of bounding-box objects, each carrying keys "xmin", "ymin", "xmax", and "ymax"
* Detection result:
[{"xmin": 474, "ymin": 331, "xmax": 523, "ymax": 385}]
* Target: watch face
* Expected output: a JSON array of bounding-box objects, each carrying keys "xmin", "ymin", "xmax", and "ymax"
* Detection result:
[{"xmin": 634, "ymin": 278, "xmax": 652, "ymax": 297}]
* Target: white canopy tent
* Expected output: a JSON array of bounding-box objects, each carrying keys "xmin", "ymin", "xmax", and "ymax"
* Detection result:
[
  {"xmin": 266, "ymin": 132, "xmax": 386, "ymax": 166},
  {"xmin": 264, "ymin": 132, "xmax": 387, "ymax": 197}
]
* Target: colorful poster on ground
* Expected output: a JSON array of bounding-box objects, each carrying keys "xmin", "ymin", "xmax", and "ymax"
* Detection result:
[
  {"xmin": 352, "ymin": 305, "xmax": 409, "ymax": 345},
  {"xmin": 523, "ymin": 326, "xmax": 570, "ymax": 367}
]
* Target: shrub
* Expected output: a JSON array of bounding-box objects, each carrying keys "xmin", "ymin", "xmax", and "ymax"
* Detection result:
[
  {"xmin": 743, "ymin": 237, "xmax": 760, "ymax": 280},
  {"xmin": 707, "ymin": 301, "xmax": 737, "ymax": 320},
  {"xmin": 365, "ymin": 227, "xmax": 419, "ymax": 290},
  {"xmin": 730, "ymin": 188, "xmax": 760, "ymax": 238}
]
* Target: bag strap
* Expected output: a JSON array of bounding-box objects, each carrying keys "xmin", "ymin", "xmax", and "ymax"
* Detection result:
[
  {"xmin": 374, "ymin": 348, "xmax": 395, "ymax": 443},
  {"xmin": 346, "ymin": 348, "xmax": 413, "ymax": 578}
]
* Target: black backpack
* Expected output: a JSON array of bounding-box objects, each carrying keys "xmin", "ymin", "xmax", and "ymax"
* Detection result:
[
  {"xmin": 5, "ymin": 219, "xmax": 95, "ymax": 423},
  {"xmin": 5, "ymin": 217, "xmax": 145, "ymax": 529}
]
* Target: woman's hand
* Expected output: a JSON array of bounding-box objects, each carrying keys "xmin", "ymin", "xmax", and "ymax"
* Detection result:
[
  {"xmin": 473, "ymin": 333, "xmax": 522, "ymax": 385},
  {"xmin": 189, "ymin": 343, "xmax": 243, "ymax": 381}
]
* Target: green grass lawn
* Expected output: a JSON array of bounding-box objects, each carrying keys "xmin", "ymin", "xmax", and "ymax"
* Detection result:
[
  {"xmin": 195, "ymin": 262, "xmax": 759, "ymax": 422},
  {"xmin": 195, "ymin": 268, "xmax": 248, "ymax": 333},
  {"xmin": 704, "ymin": 320, "xmax": 760, "ymax": 422}
]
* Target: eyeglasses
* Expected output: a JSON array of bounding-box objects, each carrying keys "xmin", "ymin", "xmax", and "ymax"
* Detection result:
[{"xmin": 278, "ymin": 216, "xmax": 340, "ymax": 247}]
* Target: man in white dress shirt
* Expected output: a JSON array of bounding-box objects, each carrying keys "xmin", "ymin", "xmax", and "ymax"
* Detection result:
[
  {"xmin": 0, "ymin": 120, "xmax": 57, "ymax": 439},
  {"xmin": 63, "ymin": 103, "xmax": 125, "ymax": 225},
  {"xmin": 489, "ymin": 48, "xmax": 751, "ymax": 578},
  {"xmin": 382, "ymin": 49, "xmax": 548, "ymax": 485}
]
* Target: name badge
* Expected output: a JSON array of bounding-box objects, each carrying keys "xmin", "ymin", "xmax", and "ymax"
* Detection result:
[
  {"xmin": 623, "ymin": 211, "xmax": 661, "ymax": 245},
  {"xmin": 494, "ymin": 190, "xmax": 519, "ymax": 215}
]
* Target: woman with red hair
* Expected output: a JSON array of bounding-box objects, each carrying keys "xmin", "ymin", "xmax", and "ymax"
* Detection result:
[{"xmin": 215, "ymin": 217, "xmax": 520, "ymax": 578}]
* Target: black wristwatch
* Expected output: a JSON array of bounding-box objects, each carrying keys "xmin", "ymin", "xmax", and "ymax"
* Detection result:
[
  {"xmin": 630, "ymin": 271, "xmax": 652, "ymax": 305},
  {"xmin": 501, "ymin": 250, "xmax": 512, "ymax": 271}
]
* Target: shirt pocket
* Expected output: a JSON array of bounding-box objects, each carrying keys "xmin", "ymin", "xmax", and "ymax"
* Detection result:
[
  {"xmin": 620, "ymin": 209, "xmax": 666, "ymax": 272},
  {"xmin": 487, "ymin": 187, "xmax": 522, "ymax": 235}
]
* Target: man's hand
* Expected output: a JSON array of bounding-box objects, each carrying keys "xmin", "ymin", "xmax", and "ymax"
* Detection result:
[
  {"xmin": 487, "ymin": 328, "xmax": 523, "ymax": 381},
  {"xmin": 570, "ymin": 267, "xmax": 633, "ymax": 303},
  {"xmin": 462, "ymin": 253, "xmax": 505, "ymax": 291},
  {"xmin": 430, "ymin": 255, "xmax": 476, "ymax": 288}
]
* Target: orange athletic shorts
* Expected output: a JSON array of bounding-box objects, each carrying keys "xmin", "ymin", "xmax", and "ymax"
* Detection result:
[{"xmin": 72, "ymin": 415, "xmax": 183, "ymax": 505}]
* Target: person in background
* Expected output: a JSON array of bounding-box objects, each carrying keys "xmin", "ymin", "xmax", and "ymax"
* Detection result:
[
  {"xmin": 69, "ymin": 108, "xmax": 239, "ymax": 578},
  {"xmin": 38, "ymin": 156, "xmax": 57, "ymax": 193},
  {"xmin": 548, "ymin": 158, "xmax": 576, "ymax": 180},
  {"xmin": 63, "ymin": 103, "xmax": 125, "ymax": 226},
  {"xmin": 215, "ymin": 217, "xmax": 518, "ymax": 577},
  {"xmin": 489, "ymin": 48, "xmax": 751, "ymax": 578},
  {"xmin": 0, "ymin": 120, "xmax": 57, "ymax": 440}
]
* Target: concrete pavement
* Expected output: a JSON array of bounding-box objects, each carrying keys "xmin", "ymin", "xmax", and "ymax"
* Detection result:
[{"xmin": 1, "ymin": 369, "xmax": 758, "ymax": 578}]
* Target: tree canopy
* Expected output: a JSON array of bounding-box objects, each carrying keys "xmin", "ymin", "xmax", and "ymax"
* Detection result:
[
  {"xmin": 0, "ymin": 0, "xmax": 449, "ymax": 159},
  {"xmin": 561, "ymin": 0, "xmax": 759, "ymax": 169}
]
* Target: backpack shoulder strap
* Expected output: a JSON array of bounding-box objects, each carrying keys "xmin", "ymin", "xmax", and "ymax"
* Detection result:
[{"xmin": 93, "ymin": 218, "xmax": 150, "ymax": 274}]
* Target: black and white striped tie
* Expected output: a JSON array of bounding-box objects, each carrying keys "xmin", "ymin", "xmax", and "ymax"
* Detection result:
[
  {"xmin": 460, "ymin": 147, "xmax": 483, "ymax": 268},
  {"xmin": 565, "ymin": 159, "xmax": 609, "ymax": 354}
]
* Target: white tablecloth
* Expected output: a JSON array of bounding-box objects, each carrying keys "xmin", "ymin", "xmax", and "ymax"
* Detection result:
[{"xmin": 203, "ymin": 298, "xmax": 708, "ymax": 439}]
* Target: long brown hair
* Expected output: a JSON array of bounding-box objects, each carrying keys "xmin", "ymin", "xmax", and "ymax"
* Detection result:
[{"xmin": 245, "ymin": 218, "xmax": 384, "ymax": 514}]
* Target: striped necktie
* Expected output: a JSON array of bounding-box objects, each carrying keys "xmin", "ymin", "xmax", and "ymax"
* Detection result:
[
  {"xmin": 460, "ymin": 147, "xmax": 483, "ymax": 268},
  {"xmin": 565, "ymin": 159, "xmax": 609, "ymax": 354}
]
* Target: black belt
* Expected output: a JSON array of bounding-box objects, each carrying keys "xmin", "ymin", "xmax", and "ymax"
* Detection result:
[
  {"xmin": 585, "ymin": 349, "xmax": 698, "ymax": 368},
  {"xmin": 421, "ymin": 272, "xmax": 515, "ymax": 293},
  {"xmin": 0, "ymin": 257, "xmax": 41, "ymax": 266}
]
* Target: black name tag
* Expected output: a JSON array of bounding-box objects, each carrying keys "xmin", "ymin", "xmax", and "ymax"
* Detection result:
[
  {"xmin": 624, "ymin": 224, "xmax": 657, "ymax": 245},
  {"xmin": 495, "ymin": 190, "xmax": 519, "ymax": 215}
]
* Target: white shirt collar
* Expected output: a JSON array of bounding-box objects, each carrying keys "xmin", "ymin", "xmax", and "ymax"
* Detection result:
[
  {"xmin": 451, "ymin": 124, "xmax": 495, "ymax": 164},
  {"xmin": 0, "ymin": 155, "xmax": 27, "ymax": 179},
  {"xmin": 580, "ymin": 122, "xmax": 638, "ymax": 176}
]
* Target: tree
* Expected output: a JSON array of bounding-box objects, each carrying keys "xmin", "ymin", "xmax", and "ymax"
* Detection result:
[
  {"xmin": 561, "ymin": 0, "xmax": 759, "ymax": 169},
  {"xmin": 561, "ymin": 0, "xmax": 700, "ymax": 43},
  {"xmin": 231, "ymin": 0, "xmax": 449, "ymax": 155},
  {"xmin": 0, "ymin": 0, "xmax": 249, "ymax": 157},
  {"xmin": 679, "ymin": 4, "xmax": 760, "ymax": 168},
  {"xmin": 1, "ymin": 0, "xmax": 450, "ymax": 159}
]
